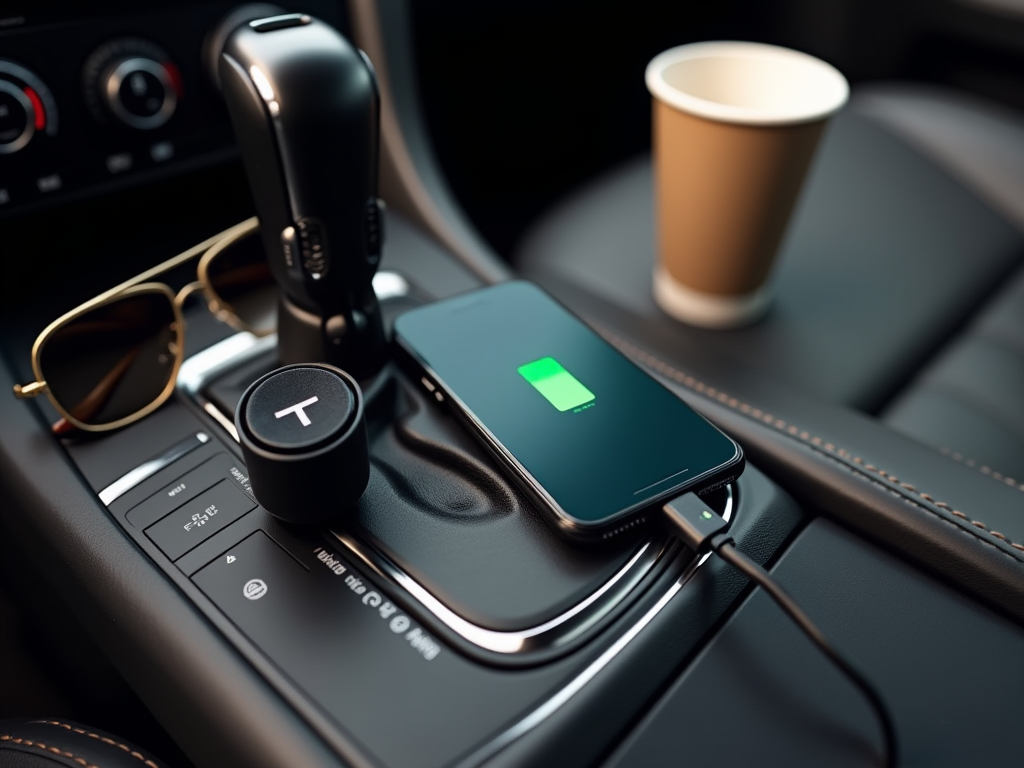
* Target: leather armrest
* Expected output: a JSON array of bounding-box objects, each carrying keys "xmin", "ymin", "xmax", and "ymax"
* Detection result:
[{"xmin": 542, "ymin": 275, "xmax": 1024, "ymax": 624}]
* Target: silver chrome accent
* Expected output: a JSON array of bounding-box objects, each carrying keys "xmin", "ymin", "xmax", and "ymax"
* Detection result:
[
  {"xmin": 177, "ymin": 331, "xmax": 276, "ymax": 396},
  {"xmin": 177, "ymin": 272, "xmax": 410, "ymax": 440},
  {"xmin": 105, "ymin": 57, "xmax": 177, "ymax": 130},
  {"xmin": 203, "ymin": 401, "xmax": 239, "ymax": 442},
  {"xmin": 453, "ymin": 488, "xmax": 734, "ymax": 766},
  {"xmin": 99, "ymin": 431, "xmax": 209, "ymax": 505},
  {"xmin": 333, "ymin": 485, "xmax": 730, "ymax": 655},
  {"xmin": 372, "ymin": 270, "xmax": 410, "ymax": 301},
  {"xmin": 177, "ymin": 331, "xmax": 275, "ymax": 443},
  {"xmin": 454, "ymin": 535, "xmax": 714, "ymax": 768},
  {"xmin": 333, "ymin": 532, "xmax": 665, "ymax": 654}
]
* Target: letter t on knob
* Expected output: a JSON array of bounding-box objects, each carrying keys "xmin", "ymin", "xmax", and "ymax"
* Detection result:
[{"xmin": 235, "ymin": 363, "xmax": 370, "ymax": 524}]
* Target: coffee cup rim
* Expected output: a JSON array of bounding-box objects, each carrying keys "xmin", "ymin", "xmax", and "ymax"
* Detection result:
[{"xmin": 646, "ymin": 41, "xmax": 849, "ymax": 126}]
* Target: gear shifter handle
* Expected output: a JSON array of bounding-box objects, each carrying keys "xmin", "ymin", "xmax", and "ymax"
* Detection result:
[{"xmin": 219, "ymin": 13, "xmax": 386, "ymax": 377}]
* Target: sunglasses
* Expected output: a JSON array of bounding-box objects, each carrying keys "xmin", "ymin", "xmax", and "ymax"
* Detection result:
[{"xmin": 13, "ymin": 217, "xmax": 274, "ymax": 434}]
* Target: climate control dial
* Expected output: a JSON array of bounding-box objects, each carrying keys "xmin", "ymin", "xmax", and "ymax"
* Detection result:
[
  {"xmin": 83, "ymin": 38, "xmax": 182, "ymax": 130},
  {"xmin": 0, "ymin": 60, "xmax": 58, "ymax": 155}
]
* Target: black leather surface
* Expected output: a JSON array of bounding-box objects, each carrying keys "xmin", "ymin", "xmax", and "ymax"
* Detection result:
[
  {"xmin": 603, "ymin": 519, "xmax": 1024, "ymax": 768},
  {"xmin": 515, "ymin": 108, "xmax": 1024, "ymax": 412},
  {"xmin": 0, "ymin": 719, "xmax": 168, "ymax": 768},
  {"xmin": 883, "ymin": 263, "xmax": 1024, "ymax": 481},
  {"xmin": 854, "ymin": 84, "xmax": 1024, "ymax": 234},
  {"xmin": 536, "ymin": 276, "xmax": 1024, "ymax": 625}
]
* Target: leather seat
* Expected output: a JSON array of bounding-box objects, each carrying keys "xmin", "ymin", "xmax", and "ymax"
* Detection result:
[
  {"xmin": 0, "ymin": 719, "xmax": 168, "ymax": 768},
  {"xmin": 515, "ymin": 83, "xmax": 1024, "ymax": 481},
  {"xmin": 858, "ymin": 86, "xmax": 1024, "ymax": 482}
]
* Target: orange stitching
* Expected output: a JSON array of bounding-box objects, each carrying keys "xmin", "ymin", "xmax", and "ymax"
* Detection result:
[
  {"xmin": 37, "ymin": 721, "xmax": 162, "ymax": 768},
  {"xmin": 1, "ymin": 734, "xmax": 97, "ymax": 767},
  {"xmin": 940, "ymin": 447, "xmax": 1024, "ymax": 492},
  {"xmin": 601, "ymin": 330, "xmax": 1024, "ymax": 558}
]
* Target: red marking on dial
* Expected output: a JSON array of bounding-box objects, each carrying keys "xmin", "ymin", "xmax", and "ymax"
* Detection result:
[
  {"xmin": 163, "ymin": 62, "xmax": 184, "ymax": 99},
  {"xmin": 23, "ymin": 86, "xmax": 45, "ymax": 130}
]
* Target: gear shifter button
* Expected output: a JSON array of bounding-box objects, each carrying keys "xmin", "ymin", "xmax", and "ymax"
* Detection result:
[
  {"xmin": 280, "ymin": 225, "xmax": 299, "ymax": 271},
  {"xmin": 245, "ymin": 366, "xmax": 355, "ymax": 451},
  {"xmin": 236, "ymin": 363, "xmax": 369, "ymax": 524}
]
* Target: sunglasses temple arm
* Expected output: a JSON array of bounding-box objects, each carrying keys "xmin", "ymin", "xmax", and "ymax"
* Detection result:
[
  {"xmin": 13, "ymin": 381, "xmax": 48, "ymax": 399},
  {"xmin": 59, "ymin": 346, "xmax": 144, "ymax": 431}
]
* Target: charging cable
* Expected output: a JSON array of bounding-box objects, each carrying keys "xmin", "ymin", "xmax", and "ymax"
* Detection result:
[{"xmin": 663, "ymin": 493, "xmax": 897, "ymax": 768}]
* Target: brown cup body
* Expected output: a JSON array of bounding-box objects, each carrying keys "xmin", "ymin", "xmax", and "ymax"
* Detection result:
[{"xmin": 654, "ymin": 99, "xmax": 826, "ymax": 297}]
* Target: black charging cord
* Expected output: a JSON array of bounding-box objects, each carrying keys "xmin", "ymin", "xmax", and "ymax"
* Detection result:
[{"xmin": 662, "ymin": 493, "xmax": 898, "ymax": 768}]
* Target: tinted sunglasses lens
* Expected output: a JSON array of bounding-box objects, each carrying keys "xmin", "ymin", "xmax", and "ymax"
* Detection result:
[
  {"xmin": 39, "ymin": 292, "xmax": 179, "ymax": 428},
  {"xmin": 205, "ymin": 233, "xmax": 276, "ymax": 334}
]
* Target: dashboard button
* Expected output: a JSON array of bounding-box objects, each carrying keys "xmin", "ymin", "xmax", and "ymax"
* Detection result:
[
  {"xmin": 105, "ymin": 58, "xmax": 177, "ymax": 130},
  {"xmin": 126, "ymin": 453, "xmax": 241, "ymax": 530},
  {"xmin": 83, "ymin": 38, "xmax": 180, "ymax": 130},
  {"xmin": 145, "ymin": 479, "xmax": 256, "ymax": 560},
  {"xmin": 192, "ymin": 531, "xmax": 307, "ymax": 618}
]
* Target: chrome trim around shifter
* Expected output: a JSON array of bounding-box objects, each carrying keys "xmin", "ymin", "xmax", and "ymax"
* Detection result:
[
  {"xmin": 176, "ymin": 269, "xmax": 411, "ymax": 400},
  {"xmin": 332, "ymin": 532, "xmax": 662, "ymax": 654},
  {"xmin": 331, "ymin": 482, "xmax": 731, "ymax": 655},
  {"xmin": 454, "ymin": 537, "xmax": 714, "ymax": 768}
]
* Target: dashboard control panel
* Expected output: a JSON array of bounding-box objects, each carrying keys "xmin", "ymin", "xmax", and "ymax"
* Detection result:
[{"xmin": 0, "ymin": 0, "xmax": 343, "ymax": 216}]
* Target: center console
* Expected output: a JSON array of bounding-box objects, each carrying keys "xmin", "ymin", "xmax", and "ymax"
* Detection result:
[{"xmin": 69, "ymin": 298, "xmax": 803, "ymax": 768}]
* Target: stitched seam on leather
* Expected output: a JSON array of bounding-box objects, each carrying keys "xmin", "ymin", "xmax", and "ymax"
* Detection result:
[
  {"xmin": 812, "ymin": 437, "xmax": 1024, "ymax": 567},
  {"xmin": 35, "ymin": 722, "xmax": 161, "ymax": 768},
  {"xmin": 1, "ymin": 733, "xmax": 99, "ymax": 768},
  {"xmin": 601, "ymin": 330, "xmax": 1024, "ymax": 559},
  {"xmin": 938, "ymin": 447, "xmax": 1024, "ymax": 493}
]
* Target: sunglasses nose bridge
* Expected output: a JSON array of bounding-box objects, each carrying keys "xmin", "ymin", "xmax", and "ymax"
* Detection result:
[{"xmin": 175, "ymin": 280, "xmax": 205, "ymax": 309}]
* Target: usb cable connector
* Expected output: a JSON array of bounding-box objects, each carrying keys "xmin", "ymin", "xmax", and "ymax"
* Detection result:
[{"xmin": 660, "ymin": 491, "xmax": 897, "ymax": 767}]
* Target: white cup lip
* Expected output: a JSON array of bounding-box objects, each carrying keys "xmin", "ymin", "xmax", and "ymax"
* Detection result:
[
  {"xmin": 646, "ymin": 41, "xmax": 849, "ymax": 126},
  {"xmin": 653, "ymin": 265, "xmax": 772, "ymax": 328}
]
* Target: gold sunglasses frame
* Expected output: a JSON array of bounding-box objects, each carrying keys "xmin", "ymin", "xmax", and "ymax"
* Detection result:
[{"xmin": 13, "ymin": 216, "xmax": 264, "ymax": 433}]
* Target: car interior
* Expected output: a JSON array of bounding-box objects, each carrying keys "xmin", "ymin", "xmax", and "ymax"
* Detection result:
[{"xmin": 2, "ymin": 1, "xmax": 1024, "ymax": 766}]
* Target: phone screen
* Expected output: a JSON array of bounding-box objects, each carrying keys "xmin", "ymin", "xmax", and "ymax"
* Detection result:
[{"xmin": 394, "ymin": 281, "xmax": 742, "ymax": 531}]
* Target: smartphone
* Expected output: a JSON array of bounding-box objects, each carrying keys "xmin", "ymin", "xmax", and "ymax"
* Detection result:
[{"xmin": 393, "ymin": 281, "xmax": 744, "ymax": 541}]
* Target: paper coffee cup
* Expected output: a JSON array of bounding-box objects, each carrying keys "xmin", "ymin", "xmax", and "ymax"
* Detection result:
[{"xmin": 646, "ymin": 41, "xmax": 848, "ymax": 328}]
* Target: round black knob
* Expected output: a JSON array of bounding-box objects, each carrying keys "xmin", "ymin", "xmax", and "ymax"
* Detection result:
[
  {"xmin": 83, "ymin": 38, "xmax": 180, "ymax": 130},
  {"xmin": 105, "ymin": 58, "xmax": 177, "ymax": 129},
  {"xmin": 235, "ymin": 363, "xmax": 369, "ymax": 524}
]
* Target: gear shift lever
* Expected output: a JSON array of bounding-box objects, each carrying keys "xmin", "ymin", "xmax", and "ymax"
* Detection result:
[{"xmin": 218, "ymin": 13, "xmax": 386, "ymax": 377}]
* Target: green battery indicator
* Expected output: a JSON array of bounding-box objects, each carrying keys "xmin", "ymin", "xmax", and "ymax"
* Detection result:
[{"xmin": 518, "ymin": 357, "xmax": 595, "ymax": 412}]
